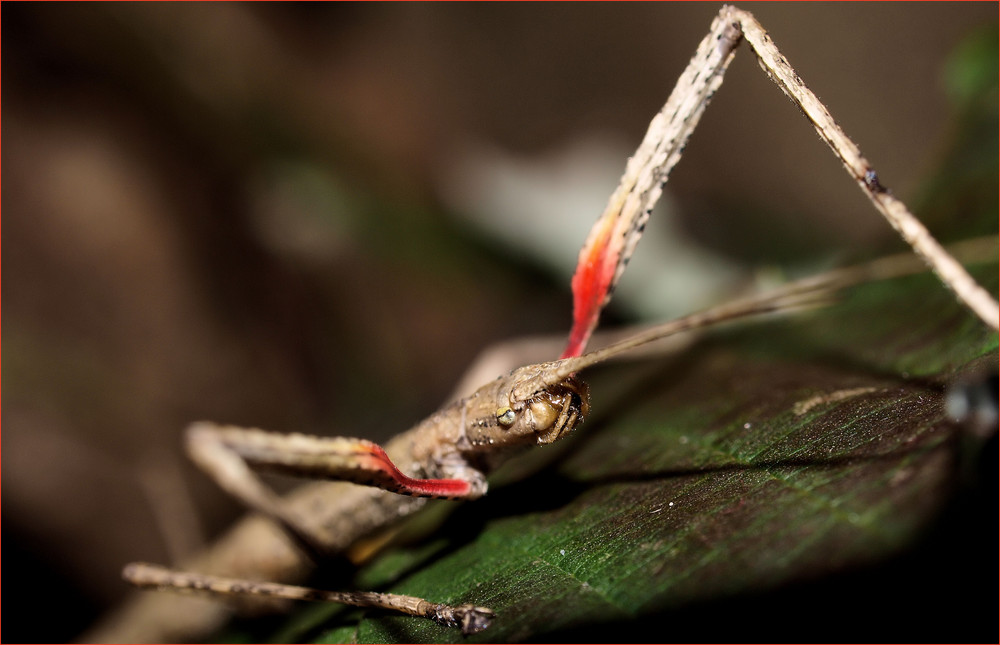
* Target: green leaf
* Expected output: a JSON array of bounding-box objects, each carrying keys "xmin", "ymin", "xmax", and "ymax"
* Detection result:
[
  {"xmin": 244, "ymin": 22, "xmax": 1000, "ymax": 645},
  {"xmin": 257, "ymin": 262, "xmax": 997, "ymax": 644}
]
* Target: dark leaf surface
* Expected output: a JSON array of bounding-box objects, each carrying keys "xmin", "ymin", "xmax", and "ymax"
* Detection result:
[{"xmin": 256, "ymin": 264, "xmax": 998, "ymax": 644}]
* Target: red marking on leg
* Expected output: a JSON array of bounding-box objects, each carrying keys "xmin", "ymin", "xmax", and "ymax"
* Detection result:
[
  {"xmin": 359, "ymin": 441, "xmax": 472, "ymax": 499},
  {"xmin": 562, "ymin": 214, "xmax": 622, "ymax": 359}
]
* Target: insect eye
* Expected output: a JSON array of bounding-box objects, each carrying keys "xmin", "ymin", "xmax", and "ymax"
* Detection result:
[{"xmin": 496, "ymin": 407, "xmax": 516, "ymax": 426}]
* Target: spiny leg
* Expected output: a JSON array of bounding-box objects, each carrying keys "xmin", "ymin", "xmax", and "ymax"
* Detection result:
[
  {"xmin": 121, "ymin": 424, "xmax": 495, "ymax": 631},
  {"xmin": 183, "ymin": 422, "xmax": 483, "ymax": 556},
  {"xmin": 124, "ymin": 563, "xmax": 495, "ymax": 635}
]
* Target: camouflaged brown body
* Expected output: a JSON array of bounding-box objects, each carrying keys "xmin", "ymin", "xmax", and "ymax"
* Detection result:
[{"xmin": 87, "ymin": 360, "xmax": 590, "ymax": 642}]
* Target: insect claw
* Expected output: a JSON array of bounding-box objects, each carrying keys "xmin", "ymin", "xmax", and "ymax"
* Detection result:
[
  {"xmin": 426, "ymin": 602, "xmax": 495, "ymax": 634},
  {"xmin": 447, "ymin": 604, "xmax": 496, "ymax": 635}
]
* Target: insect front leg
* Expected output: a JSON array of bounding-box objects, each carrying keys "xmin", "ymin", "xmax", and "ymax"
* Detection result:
[
  {"xmin": 116, "ymin": 423, "xmax": 496, "ymax": 635},
  {"xmin": 123, "ymin": 563, "xmax": 496, "ymax": 635},
  {"xmin": 183, "ymin": 422, "xmax": 486, "ymax": 555}
]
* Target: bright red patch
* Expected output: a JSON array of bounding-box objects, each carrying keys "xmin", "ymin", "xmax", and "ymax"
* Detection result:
[
  {"xmin": 363, "ymin": 442, "xmax": 472, "ymax": 499},
  {"xmin": 562, "ymin": 215, "xmax": 621, "ymax": 359}
]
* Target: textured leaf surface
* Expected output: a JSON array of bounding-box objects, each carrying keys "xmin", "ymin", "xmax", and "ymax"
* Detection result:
[
  {"xmin": 254, "ymin": 262, "xmax": 997, "ymax": 644},
  {"xmin": 242, "ymin": 23, "xmax": 1000, "ymax": 644}
]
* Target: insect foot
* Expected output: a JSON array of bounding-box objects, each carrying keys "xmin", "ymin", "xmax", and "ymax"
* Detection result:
[
  {"xmin": 430, "ymin": 603, "xmax": 496, "ymax": 635},
  {"xmin": 124, "ymin": 562, "xmax": 497, "ymax": 635}
]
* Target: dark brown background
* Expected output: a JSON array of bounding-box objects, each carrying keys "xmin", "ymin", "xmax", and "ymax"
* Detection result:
[{"xmin": 2, "ymin": 3, "xmax": 995, "ymax": 641}]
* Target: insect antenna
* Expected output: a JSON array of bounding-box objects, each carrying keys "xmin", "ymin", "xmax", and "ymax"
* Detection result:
[{"xmin": 516, "ymin": 240, "xmax": 995, "ymax": 401}]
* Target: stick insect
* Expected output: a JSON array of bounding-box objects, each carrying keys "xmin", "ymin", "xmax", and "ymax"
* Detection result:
[{"xmin": 90, "ymin": 6, "xmax": 998, "ymax": 642}]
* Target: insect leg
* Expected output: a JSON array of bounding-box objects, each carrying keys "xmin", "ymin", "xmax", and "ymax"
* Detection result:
[
  {"xmin": 184, "ymin": 423, "xmax": 481, "ymax": 555},
  {"xmin": 124, "ymin": 562, "xmax": 495, "ymax": 635}
]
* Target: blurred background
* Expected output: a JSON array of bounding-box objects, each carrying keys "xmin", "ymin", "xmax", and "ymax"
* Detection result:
[{"xmin": 3, "ymin": 4, "xmax": 996, "ymax": 641}]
